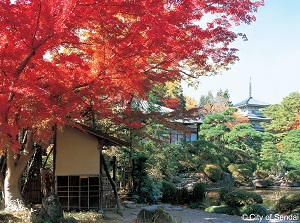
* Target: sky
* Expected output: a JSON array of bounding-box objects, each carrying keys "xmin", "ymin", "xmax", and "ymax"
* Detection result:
[{"xmin": 182, "ymin": 0, "xmax": 300, "ymax": 105}]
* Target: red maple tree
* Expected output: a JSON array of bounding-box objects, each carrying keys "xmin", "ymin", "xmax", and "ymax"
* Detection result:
[
  {"xmin": 162, "ymin": 97, "xmax": 181, "ymax": 109},
  {"xmin": 0, "ymin": 0, "xmax": 263, "ymax": 209}
]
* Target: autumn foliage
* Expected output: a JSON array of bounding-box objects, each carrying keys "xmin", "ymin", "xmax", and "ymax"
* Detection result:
[
  {"xmin": 291, "ymin": 113, "xmax": 300, "ymax": 130},
  {"xmin": 0, "ymin": 0, "xmax": 263, "ymax": 152},
  {"xmin": 227, "ymin": 112, "xmax": 250, "ymax": 130}
]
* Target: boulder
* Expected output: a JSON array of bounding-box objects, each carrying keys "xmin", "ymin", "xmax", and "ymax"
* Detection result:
[
  {"xmin": 59, "ymin": 217, "xmax": 78, "ymax": 223},
  {"xmin": 221, "ymin": 172, "xmax": 234, "ymax": 183},
  {"xmin": 252, "ymin": 179, "xmax": 268, "ymax": 188},
  {"xmin": 292, "ymin": 180, "xmax": 300, "ymax": 187},
  {"xmin": 274, "ymin": 181, "xmax": 281, "ymax": 186},
  {"xmin": 184, "ymin": 182, "xmax": 196, "ymax": 192},
  {"xmin": 136, "ymin": 206, "xmax": 173, "ymax": 223},
  {"xmin": 42, "ymin": 192, "xmax": 64, "ymax": 222},
  {"xmin": 280, "ymin": 181, "xmax": 293, "ymax": 188}
]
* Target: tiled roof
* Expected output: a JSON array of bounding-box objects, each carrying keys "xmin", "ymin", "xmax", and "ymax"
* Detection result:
[
  {"xmin": 246, "ymin": 114, "xmax": 271, "ymax": 122},
  {"xmin": 173, "ymin": 117, "xmax": 203, "ymax": 124},
  {"xmin": 132, "ymin": 99, "xmax": 174, "ymax": 113},
  {"xmin": 132, "ymin": 99, "xmax": 202, "ymax": 124},
  {"xmin": 78, "ymin": 124, "xmax": 131, "ymax": 147},
  {"xmin": 233, "ymin": 96, "xmax": 270, "ymax": 108}
]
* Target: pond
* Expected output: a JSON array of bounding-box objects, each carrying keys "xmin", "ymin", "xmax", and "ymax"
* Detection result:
[{"xmin": 241, "ymin": 187, "xmax": 300, "ymax": 211}]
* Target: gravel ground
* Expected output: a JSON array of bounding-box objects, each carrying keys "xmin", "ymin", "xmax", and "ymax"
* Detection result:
[{"xmin": 103, "ymin": 203, "xmax": 300, "ymax": 223}]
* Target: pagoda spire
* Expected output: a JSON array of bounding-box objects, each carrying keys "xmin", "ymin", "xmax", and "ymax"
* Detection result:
[{"xmin": 249, "ymin": 77, "xmax": 252, "ymax": 98}]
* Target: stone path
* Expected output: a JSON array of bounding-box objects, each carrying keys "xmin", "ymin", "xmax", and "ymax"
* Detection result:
[{"xmin": 103, "ymin": 203, "xmax": 300, "ymax": 223}]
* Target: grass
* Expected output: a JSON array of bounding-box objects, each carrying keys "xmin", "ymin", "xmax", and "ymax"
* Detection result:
[
  {"xmin": 0, "ymin": 209, "xmax": 106, "ymax": 223},
  {"xmin": 64, "ymin": 210, "xmax": 106, "ymax": 222},
  {"xmin": 0, "ymin": 210, "xmax": 31, "ymax": 222}
]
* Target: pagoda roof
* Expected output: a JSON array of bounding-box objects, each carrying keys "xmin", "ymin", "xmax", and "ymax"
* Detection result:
[
  {"xmin": 233, "ymin": 96, "xmax": 270, "ymax": 108},
  {"xmin": 247, "ymin": 114, "xmax": 271, "ymax": 122}
]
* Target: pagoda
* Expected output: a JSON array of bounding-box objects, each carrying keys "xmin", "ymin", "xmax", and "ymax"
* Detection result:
[{"xmin": 233, "ymin": 80, "xmax": 271, "ymax": 131}]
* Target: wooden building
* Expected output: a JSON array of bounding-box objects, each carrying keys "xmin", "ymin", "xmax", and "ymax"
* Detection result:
[
  {"xmin": 54, "ymin": 124, "xmax": 130, "ymax": 211},
  {"xmin": 169, "ymin": 117, "xmax": 202, "ymax": 144},
  {"xmin": 133, "ymin": 99, "xmax": 203, "ymax": 144}
]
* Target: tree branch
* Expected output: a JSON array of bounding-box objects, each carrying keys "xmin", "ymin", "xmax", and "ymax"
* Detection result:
[
  {"xmin": 15, "ymin": 31, "xmax": 54, "ymax": 78},
  {"xmin": 14, "ymin": 131, "xmax": 36, "ymax": 179},
  {"xmin": 32, "ymin": 0, "xmax": 42, "ymax": 47}
]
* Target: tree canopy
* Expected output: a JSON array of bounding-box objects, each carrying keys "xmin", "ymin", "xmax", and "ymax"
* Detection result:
[
  {"xmin": 279, "ymin": 130, "xmax": 300, "ymax": 169},
  {"xmin": 224, "ymin": 123, "xmax": 264, "ymax": 152},
  {"xmin": 262, "ymin": 92, "xmax": 300, "ymax": 138},
  {"xmin": 0, "ymin": 0, "xmax": 263, "ymax": 210},
  {"xmin": 0, "ymin": 0, "xmax": 262, "ymax": 152},
  {"xmin": 198, "ymin": 89, "xmax": 232, "ymax": 115},
  {"xmin": 199, "ymin": 109, "xmax": 235, "ymax": 145}
]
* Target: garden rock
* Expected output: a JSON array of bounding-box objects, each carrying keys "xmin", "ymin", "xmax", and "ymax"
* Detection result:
[
  {"xmin": 59, "ymin": 217, "xmax": 78, "ymax": 223},
  {"xmin": 274, "ymin": 181, "xmax": 281, "ymax": 186},
  {"xmin": 221, "ymin": 172, "xmax": 233, "ymax": 183},
  {"xmin": 224, "ymin": 190, "xmax": 263, "ymax": 207},
  {"xmin": 42, "ymin": 192, "xmax": 64, "ymax": 222},
  {"xmin": 184, "ymin": 182, "xmax": 197, "ymax": 192},
  {"xmin": 252, "ymin": 179, "xmax": 268, "ymax": 188},
  {"xmin": 280, "ymin": 181, "xmax": 293, "ymax": 188},
  {"xmin": 136, "ymin": 206, "xmax": 173, "ymax": 223},
  {"xmin": 292, "ymin": 180, "xmax": 300, "ymax": 187}
]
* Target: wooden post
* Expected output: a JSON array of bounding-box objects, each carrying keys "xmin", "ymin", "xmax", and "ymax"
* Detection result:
[
  {"xmin": 196, "ymin": 123, "xmax": 200, "ymax": 140},
  {"xmin": 101, "ymin": 154, "xmax": 122, "ymax": 214},
  {"xmin": 127, "ymin": 147, "xmax": 133, "ymax": 190},
  {"xmin": 132, "ymin": 158, "xmax": 136, "ymax": 192},
  {"xmin": 53, "ymin": 125, "xmax": 57, "ymax": 194},
  {"xmin": 98, "ymin": 140, "xmax": 104, "ymax": 211},
  {"xmin": 113, "ymin": 156, "xmax": 117, "ymax": 182}
]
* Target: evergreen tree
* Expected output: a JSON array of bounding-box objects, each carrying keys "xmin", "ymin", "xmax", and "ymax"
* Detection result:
[
  {"xmin": 198, "ymin": 89, "xmax": 232, "ymax": 115},
  {"xmin": 262, "ymin": 92, "xmax": 300, "ymax": 138}
]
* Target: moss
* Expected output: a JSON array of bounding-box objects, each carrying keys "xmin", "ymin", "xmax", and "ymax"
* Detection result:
[
  {"xmin": 227, "ymin": 164, "xmax": 253, "ymax": 184},
  {"xmin": 276, "ymin": 193, "xmax": 300, "ymax": 214},
  {"xmin": 137, "ymin": 209, "xmax": 173, "ymax": 223},
  {"xmin": 253, "ymin": 170, "xmax": 269, "ymax": 179},
  {"xmin": 285, "ymin": 170, "xmax": 300, "ymax": 182},
  {"xmin": 224, "ymin": 190, "xmax": 263, "ymax": 207},
  {"xmin": 205, "ymin": 205, "xmax": 240, "ymax": 215},
  {"xmin": 219, "ymin": 183, "xmax": 234, "ymax": 202},
  {"xmin": 204, "ymin": 164, "xmax": 222, "ymax": 182},
  {"xmin": 239, "ymin": 204, "xmax": 271, "ymax": 216}
]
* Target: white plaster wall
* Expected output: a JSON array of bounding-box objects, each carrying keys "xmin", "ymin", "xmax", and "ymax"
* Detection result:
[{"xmin": 56, "ymin": 126, "xmax": 100, "ymax": 175}]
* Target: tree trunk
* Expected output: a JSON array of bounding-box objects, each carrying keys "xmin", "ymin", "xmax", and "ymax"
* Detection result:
[
  {"xmin": 3, "ymin": 131, "xmax": 36, "ymax": 211},
  {"xmin": 101, "ymin": 155, "xmax": 122, "ymax": 214},
  {"xmin": 4, "ymin": 177, "xmax": 26, "ymax": 211},
  {"xmin": 4, "ymin": 149, "xmax": 27, "ymax": 211}
]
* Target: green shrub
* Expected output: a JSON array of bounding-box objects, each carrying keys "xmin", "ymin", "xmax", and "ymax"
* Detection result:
[
  {"xmin": 227, "ymin": 164, "xmax": 253, "ymax": 184},
  {"xmin": 175, "ymin": 187, "xmax": 190, "ymax": 204},
  {"xmin": 219, "ymin": 182, "xmax": 234, "ymax": 202},
  {"xmin": 264, "ymin": 177, "xmax": 275, "ymax": 186},
  {"xmin": 205, "ymin": 205, "xmax": 240, "ymax": 215},
  {"xmin": 226, "ymin": 148, "xmax": 253, "ymax": 167},
  {"xmin": 276, "ymin": 193, "xmax": 300, "ymax": 214},
  {"xmin": 253, "ymin": 170, "xmax": 269, "ymax": 179},
  {"xmin": 161, "ymin": 181, "xmax": 177, "ymax": 203},
  {"xmin": 137, "ymin": 209, "xmax": 173, "ymax": 223},
  {"xmin": 239, "ymin": 204, "xmax": 271, "ymax": 216},
  {"xmin": 204, "ymin": 164, "xmax": 222, "ymax": 182},
  {"xmin": 224, "ymin": 190, "xmax": 263, "ymax": 207},
  {"xmin": 190, "ymin": 183, "xmax": 206, "ymax": 202},
  {"xmin": 285, "ymin": 170, "xmax": 300, "ymax": 182},
  {"xmin": 138, "ymin": 175, "xmax": 160, "ymax": 204}
]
